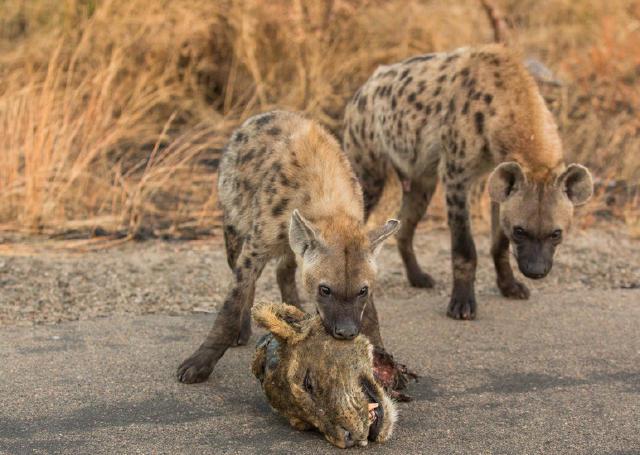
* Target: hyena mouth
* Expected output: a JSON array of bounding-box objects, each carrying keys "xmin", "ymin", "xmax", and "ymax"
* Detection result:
[{"xmin": 361, "ymin": 378, "xmax": 384, "ymax": 441}]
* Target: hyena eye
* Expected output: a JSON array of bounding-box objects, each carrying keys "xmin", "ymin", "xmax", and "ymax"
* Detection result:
[
  {"xmin": 318, "ymin": 285, "xmax": 331, "ymax": 297},
  {"xmin": 358, "ymin": 286, "xmax": 369, "ymax": 297},
  {"xmin": 550, "ymin": 229, "xmax": 563, "ymax": 241},
  {"xmin": 303, "ymin": 370, "xmax": 314, "ymax": 394},
  {"xmin": 513, "ymin": 226, "xmax": 526, "ymax": 240}
]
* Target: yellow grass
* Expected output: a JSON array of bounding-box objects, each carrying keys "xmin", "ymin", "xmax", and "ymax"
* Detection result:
[{"xmin": 0, "ymin": 0, "xmax": 638, "ymax": 238}]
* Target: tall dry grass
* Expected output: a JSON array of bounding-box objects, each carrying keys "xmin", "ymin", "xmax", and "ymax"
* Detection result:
[{"xmin": 0, "ymin": 0, "xmax": 638, "ymax": 238}]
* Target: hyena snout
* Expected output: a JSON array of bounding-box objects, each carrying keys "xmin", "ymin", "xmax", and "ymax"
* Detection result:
[
  {"xmin": 321, "ymin": 303, "xmax": 364, "ymax": 340},
  {"xmin": 332, "ymin": 320, "xmax": 360, "ymax": 340},
  {"xmin": 515, "ymin": 241, "xmax": 555, "ymax": 279}
]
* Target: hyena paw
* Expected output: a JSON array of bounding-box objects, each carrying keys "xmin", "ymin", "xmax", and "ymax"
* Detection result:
[
  {"xmin": 408, "ymin": 271, "xmax": 435, "ymax": 289},
  {"xmin": 498, "ymin": 279, "xmax": 530, "ymax": 300},
  {"xmin": 177, "ymin": 348, "xmax": 215, "ymax": 384},
  {"xmin": 231, "ymin": 325, "xmax": 252, "ymax": 347},
  {"xmin": 446, "ymin": 293, "xmax": 477, "ymax": 320}
]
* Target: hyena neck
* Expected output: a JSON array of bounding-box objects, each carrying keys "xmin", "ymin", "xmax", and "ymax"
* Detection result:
[
  {"xmin": 291, "ymin": 122, "xmax": 364, "ymax": 222},
  {"xmin": 504, "ymin": 90, "xmax": 566, "ymax": 184}
]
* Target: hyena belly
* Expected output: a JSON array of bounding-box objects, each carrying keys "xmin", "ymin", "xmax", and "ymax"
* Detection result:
[{"xmin": 345, "ymin": 44, "xmax": 593, "ymax": 321}]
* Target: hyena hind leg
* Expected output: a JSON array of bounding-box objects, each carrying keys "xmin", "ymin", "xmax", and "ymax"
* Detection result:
[{"xmin": 397, "ymin": 178, "xmax": 437, "ymax": 288}]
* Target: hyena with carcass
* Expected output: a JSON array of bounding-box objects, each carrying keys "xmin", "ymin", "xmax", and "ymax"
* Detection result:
[
  {"xmin": 344, "ymin": 44, "xmax": 593, "ymax": 320},
  {"xmin": 177, "ymin": 110, "xmax": 402, "ymax": 384}
]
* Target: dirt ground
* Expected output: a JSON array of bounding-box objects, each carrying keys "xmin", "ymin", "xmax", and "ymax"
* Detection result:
[
  {"xmin": 1, "ymin": 225, "xmax": 639, "ymax": 454},
  {"xmin": 1, "ymin": 225, "xmax": 638, "ymax": 327}
]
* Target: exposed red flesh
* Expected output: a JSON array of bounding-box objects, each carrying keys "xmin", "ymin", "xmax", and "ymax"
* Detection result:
[{"xmin": 372, "ymin": 346, "xmax": 418, "ymax": 402}]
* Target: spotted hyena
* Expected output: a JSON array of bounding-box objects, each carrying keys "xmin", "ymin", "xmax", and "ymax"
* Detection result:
[
  {"xmin": 344, "ymin": 44, "xmax": 593, "ymax": 320},
  {"xmin": 177, "ymin": 110, "xmax": 399, "ymax": 383}
]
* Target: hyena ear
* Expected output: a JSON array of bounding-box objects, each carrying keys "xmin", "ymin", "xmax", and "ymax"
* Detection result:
[
  {"xmin": 252, "ymin": 302, "xmax": 310, "ymax": 344},
  {"xmin": 289, "ymin": 209, "xmax": 324, "ymax": 258},
  {"xmin": 368, "ymin": 219, "xmax": 400, "ymax": 256},
  {"xmin": 487, "ymin": 161, "xmax": 526, "ymax": 203},
  {"xmin": 556, "ymin": 164, "xmax": 593, "ymax": 206}
]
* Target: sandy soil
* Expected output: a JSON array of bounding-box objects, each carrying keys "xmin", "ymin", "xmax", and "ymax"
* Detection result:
[{"xmin": 1, "ymin": 226, "xmax": 639, "ymax": 327}]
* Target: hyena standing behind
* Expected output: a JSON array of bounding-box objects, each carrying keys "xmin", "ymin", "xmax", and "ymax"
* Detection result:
[
  {"xmin": 178, "ymin": 110, "xmax": 399, "ymax": 383},
  {"xmin": 344, "ymin": 44, "xmax": 593, "ymax": 320}
]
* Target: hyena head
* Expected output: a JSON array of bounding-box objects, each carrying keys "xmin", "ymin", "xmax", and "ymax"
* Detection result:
[
  {"xmin": 288, "ymin": 209, "xmax": 399, "ymax": 340},
  {"xmin": 488, "ymin": 162, "xmax": 593, "ymax": 279},
  {"xmin": 252, "ymin": 302, "xmax": 396, "ymax": 448}
]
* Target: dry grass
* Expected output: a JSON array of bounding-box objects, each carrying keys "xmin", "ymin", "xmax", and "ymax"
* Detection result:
[{"xmin": 0, "ymin": 0, "xmax": 638, "ymax": 239}]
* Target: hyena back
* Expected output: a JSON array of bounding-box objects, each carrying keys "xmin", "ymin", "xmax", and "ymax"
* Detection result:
[
  {"xmin": 344, "ymin": 44, "xmax": 593, "ymax": 320},
  {"xmin": 177, "ymin": 110, "xmax": 398, "ymax": 383}
]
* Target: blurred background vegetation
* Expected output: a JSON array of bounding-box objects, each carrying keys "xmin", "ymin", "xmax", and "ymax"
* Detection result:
[{"xmin": 0, "ymin": 0, "xmax": 638, "ymax": 239}]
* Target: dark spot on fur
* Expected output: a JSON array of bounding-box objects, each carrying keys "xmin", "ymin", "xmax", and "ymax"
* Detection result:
[
  {"xmin": 358, "ymin": 95, "xmax": 367, "ymax": 112},
  {"xmin": 415, "ymin": 102, "xmax": 423, "ymax": 110},
  {"xmin": 266, "ymin": 127, "xmax": 281, "ymax": 136},
  {"xmin": 484, "ymin": 94, "xmax": 493, "ymax": 105},
  {"xmin": 400, "ymin": 69, "xmax": 410, "ymax": 80},
  {"xmin": 433, "ymin": 87, "xmax": 442, "ymax": 97},
  {"xmin": 391, "ymin": 96, "xmax": 397, "ymax": 109},
  {"xmin": 436, "ymin": 102, "xmax": 442, "ymax": 113},
  {"xmin": 408, "ymin": 93, "xmax": 416, "ymax": 103},
  {"xmin": 474, "ymin": 112, "xmax": 484, "ymax": 134},
  {"xmin": 481, "ymin": 141, "xmax": 490, "ymax": 160},
  {"xmin": 234, "ymin": 132, "xmax": 247, "ymax": 143},
  {"xmin": 239, "ymin": 148, "xmax": 256, "ymax": 165},
  {"xmin": 271, "ymin": 162, "xmax": 282, "ymax": 173},
  {"xmin": 404, "ymin": 54, "xmax": 435, "ymax": 64},
  {"xmin": 280, "ymin": 173, "xmax": 292, "ymax": 187},
  {"xmin": 254, "ymin": 113, "xmax": 275, "ymax": 128},
  {"xmin": 437, "ymin": 74, "xmax": 447, "ymax": 83}
]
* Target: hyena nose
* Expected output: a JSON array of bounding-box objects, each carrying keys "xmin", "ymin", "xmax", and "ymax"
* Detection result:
[
  {"xmin": 333, "ymin": 322, "xmax": 358, "ymax": 340},
  {"xmin": 522, "ymin": 263, "xmax": 549, "ymax": 279}
]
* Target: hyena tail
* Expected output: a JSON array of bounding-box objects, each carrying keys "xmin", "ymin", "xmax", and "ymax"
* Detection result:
[{"xmin": 364, "ymin": 159, "xmax": 403, "ymax": 231}]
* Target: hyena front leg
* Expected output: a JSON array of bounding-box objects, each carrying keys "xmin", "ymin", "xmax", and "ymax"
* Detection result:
[
  {"xmin": 490, "ymin": 202, "xmax": 530, "ymax": 299},
  {"xmin": 445, "ymin": 182, "xmax": 477, "ymax": 320},
  {"xmin": 397, "ymin": 177, "xmax": 437, "ymax": 288},
  {"xmin": 177, "ymin": 246, "xmax": 267, "ymax": 383},
  {"xmin": 276, "ymin": 250, "xmax": 302, "ymax": 309}
]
